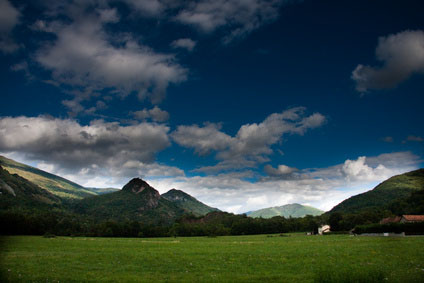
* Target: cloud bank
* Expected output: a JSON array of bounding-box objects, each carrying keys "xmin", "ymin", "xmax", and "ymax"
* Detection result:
[{"xmin": 0, "ymin": 116, "xmax": 175, "ymax": 178}]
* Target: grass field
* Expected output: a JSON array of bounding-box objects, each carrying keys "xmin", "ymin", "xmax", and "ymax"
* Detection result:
[{"xmin": 1, "ymin": 234, "xmax": 424, "ymax": 282}]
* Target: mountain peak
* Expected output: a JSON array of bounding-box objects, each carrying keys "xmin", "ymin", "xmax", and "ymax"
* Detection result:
[{"xmin": 122, "ymin": 178, "xmax": 159, "ymax": 197}]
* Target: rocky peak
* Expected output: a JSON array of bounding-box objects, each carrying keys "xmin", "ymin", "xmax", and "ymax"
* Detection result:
[{"xmin": 122, "ymin": 178, "xmax": 160, "ymax": 197}]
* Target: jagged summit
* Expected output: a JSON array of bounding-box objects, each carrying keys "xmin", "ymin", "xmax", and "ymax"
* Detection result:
[{"xmin": 122, "ymin": 178, "xmax": 159, "ymax": 197}]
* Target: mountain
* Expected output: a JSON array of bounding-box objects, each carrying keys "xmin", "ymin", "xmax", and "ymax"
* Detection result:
[
  {"xmin": 74, "ymin": 178, "xmax": 186, "ymax": 223},
  {"xmin": 329, "ymin": 168, "xmax": 424, "ymax": 214},
  {"xmin": 0, "ymin": 166, "xmax": 61, "ymax": 209},
  {"xmin": 162, "ymin": 189, "xmax": 219, "ymax": 216},
  {"xmin": 246, "ymin": 203, "xmax": 324, "ymax": 218},
  {"xmin": 0, "ymin": 155, "xmax": 96, "ymax": 199}
]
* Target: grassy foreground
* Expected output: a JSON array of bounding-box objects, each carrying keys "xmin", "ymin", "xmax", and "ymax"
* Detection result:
[{"xmin": 1, "ymin": 234, "xmax": 424, "ymax": 282}]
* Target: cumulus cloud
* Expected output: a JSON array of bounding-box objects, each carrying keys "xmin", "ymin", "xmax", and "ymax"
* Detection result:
[
  {"xmin": 341, "ymin": 156, "xmax": 390, "ymax": 182},
  {"xmin": 132, "ymin": 106, "xmax": 170, "ymax": 122},
  {"xmin": 35, "ymin": 8, "xmax": 187, "ymax": 108},
  {"xmin": 0, "ymin": 0, "xmax": 20, "ymax": 53},
  {"xmin": 173, "ymin": 107, "xmax": 326, "ymax": 172},
  {"xmin": 174, "ymin": 0, "xmax": 288, "ymax": 43},
  {"xmin": 352, "ymin": 30, "xmax": 424, "ymax": 92},
  {"xmin": 171, "ymin": 38, "xmax": 196, "ymax": 51},
  {"xmin": 0, "ymin": 116, "xmax": 173, "ymax": 176}
]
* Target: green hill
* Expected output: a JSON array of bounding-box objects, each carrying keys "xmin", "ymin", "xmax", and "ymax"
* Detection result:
[
  {"xmin": 329, "ymin": 168, "xmax": 424, "ymax": 214},
  {"xmin": 162, "ymin": 189, "xmax": 219, "ymax": 216},
  {"xmin": 74, "ymin": 178, "xmax": 186, "ymax": 224},
  {"xmin": 0, "ymin": 166, "xmax": 61, "ymax": 210},
  {"xmin": 0, "ymin": 155, "xmax": 98, "ymax": 199},
  {"xmin": 85, "ymin": 187, "xmax": 120, "ymax": 195},
  {"xmin": 247, "ymin": 203, "xmax": 324, "ymax": 218}
]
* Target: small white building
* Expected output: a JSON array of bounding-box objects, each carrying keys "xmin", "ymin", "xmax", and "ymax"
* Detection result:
[{"xmin": 318, "ymin": 225, "xmax": 330, "ymax": 235}]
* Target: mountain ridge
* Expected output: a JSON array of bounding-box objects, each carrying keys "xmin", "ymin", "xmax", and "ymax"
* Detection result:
[
  {"xmin": 162, "ymin": 188, "xmax": 219, "ymax": 216},
  {"xmin": 246, "ymin": 203, "xmax": 324, "ymax": 218}
]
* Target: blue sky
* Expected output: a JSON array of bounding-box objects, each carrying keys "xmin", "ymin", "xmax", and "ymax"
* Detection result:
[{"xmin": 0, "ymin": 0, "xmax": 423, "ymax": 213}]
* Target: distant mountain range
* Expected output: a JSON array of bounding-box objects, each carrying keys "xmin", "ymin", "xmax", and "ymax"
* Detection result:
[
  {"xmin": 246, "ymin": 203, "xmax": 324, "ymax": 218},
  {"xmin": 0, "ymin": 156, "xmax": 218, "ymax": 222},
  {"xmin": 329, "ymin": 168, "xmax": 424, "ymax": 214}
]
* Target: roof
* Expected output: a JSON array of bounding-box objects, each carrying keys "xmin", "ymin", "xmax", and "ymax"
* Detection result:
[
  {"xmin": 380, "ymin": 216, "xmax": 401, "ymax": 224},
  {"xmin": 402, "ymin": 215, "xmax": 424, "ymax": 222}
]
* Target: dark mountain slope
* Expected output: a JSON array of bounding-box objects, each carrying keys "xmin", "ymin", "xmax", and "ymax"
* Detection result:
[{"xmin": 162, "ymin": 189, "xmax": 219, "ymax": 216}]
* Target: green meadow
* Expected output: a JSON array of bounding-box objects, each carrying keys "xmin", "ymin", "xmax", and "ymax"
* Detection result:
[{"xmin": 1, "ymin": 234, "xmax": 424, "ymax": 282}]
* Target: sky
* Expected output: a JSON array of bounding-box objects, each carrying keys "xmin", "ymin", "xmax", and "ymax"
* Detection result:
[{"xmin": 0, "ymin": 0, "xmax": 423, "ymax": 213}]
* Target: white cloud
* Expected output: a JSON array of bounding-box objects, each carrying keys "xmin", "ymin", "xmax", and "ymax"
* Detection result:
[
  {"xmin": 132, "ymin": 106, "xmax": 170, "ymax": 122},
  {"xmin": 174, "ymin": 0, "xmax": 288, "ymax": 43},
  {"xmin": 35, "ymin": 9, "xmax": 187, "ymax": 106},
  {"xmin": 171, "ymin": 38, "xmax": 196, "ymax": 51},
  {"xmin": 341, "ymin": 156, "xmax": 390, "ymax": 182},
  {"xmin": 352, "ymin": 30, "xmax": 424, "ymax": 92},
  {"xmin": 0, "ymin": 0, "xmax": 20, "ymax": 53},
  {"xmin": 173, "ymin": 107, "xmax": 326, "ymax": 173}
]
